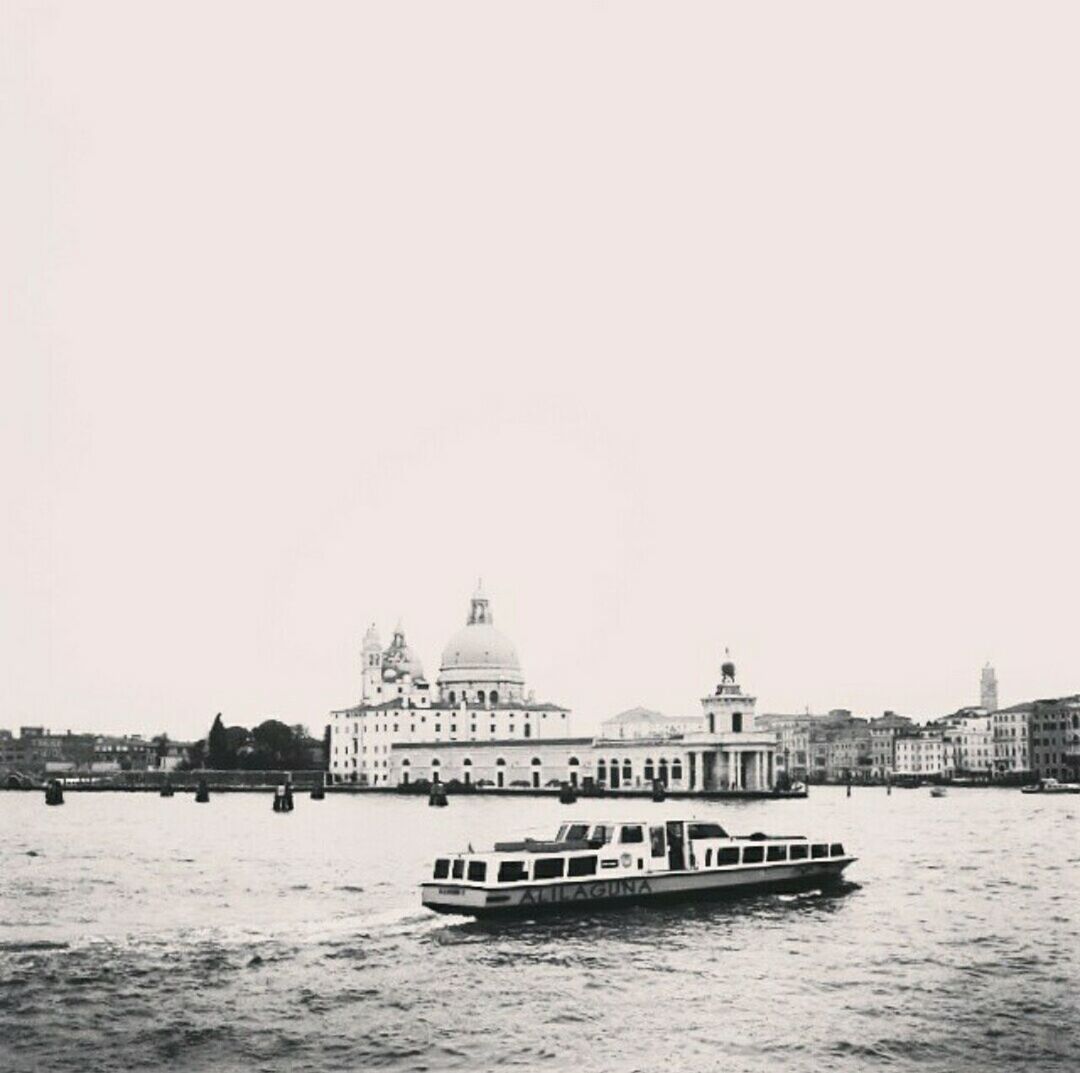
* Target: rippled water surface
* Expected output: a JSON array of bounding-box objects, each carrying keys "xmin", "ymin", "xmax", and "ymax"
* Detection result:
[{"xmin": 1, "ymin": 788, "xmax": 1077, "ymax": 1072}]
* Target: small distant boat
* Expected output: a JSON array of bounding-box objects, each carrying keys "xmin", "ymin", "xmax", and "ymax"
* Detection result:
[
  {"xmin": 422, "ymin": 817, "xmax": 856, "ymax": 917},
  {"xmin": 929, "ymin": 787, "xmax": 947, "ymax": 798},
  {"xmin": 1021, "ymin": 778, "xmax": 1080, "ymax": 795}
]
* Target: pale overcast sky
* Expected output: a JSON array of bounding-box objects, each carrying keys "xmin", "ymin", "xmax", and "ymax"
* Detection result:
[{"xmin": 3, "ymin": 2, "xmax": 1078, "ymax": 741}]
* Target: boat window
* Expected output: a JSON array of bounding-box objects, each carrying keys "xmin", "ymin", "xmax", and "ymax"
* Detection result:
[
  {"xmin": 555, "ymin": 825, "xmax": 569, "ymax": 842},
  {"xmin": 590, "ymin": 825, "xmax": 613, "ymax": 844},
  {"xmin": 452, "ymin": 859, "xmax": 465, "ymax": 879},
  {"xmin": 619, "ymin": 825, "xmax": 645, "ymax": 844},
  {"xmin": 688, "ymin": 823, "xmax": 727, "ymax": 840},
  {"xmin": 766, "ymin": 845, "xmax": 787, "ymax": 862},
  {"xmin": 811, "ymin": 844, "xmax": 828, "ymax": 859},
  {"xmin": 742, "ymin": 846, "xmax": 765, "ymax": 864},
  {"xmin": 650, "ymin": 826, "xmax": 666, "ymax": 858},
  {"xmin": 717, "ymin": 848, "xmax": 739, "ymax": 865},
  {"xmin": 704, "ymin": 849, "xmax": 712, "ymax": 867},
  {"xmin": 789, "ymin": 844, "xmax": 808, "ymax": 860},
  {"xmin": 498, "ymin": 860, "xmax": 529, "ymax": 882},
  {"xmin": 433, "ymin": 859, "xmax": 450, "ymax": 880},
  {"xmin": 467, "ymin": 860, "xmax": 487, "ymax": 882},
  {"xmin": 830, "ymin": 843, "xmax": 845, "ymax": 857},
  {"xmin": 567, "ymin": 855, "xmax": 598, "ymax": 877},
  {"xmin": 566, "ymin": 824, "xmax": 590, "ymax": 842},
  {"xmin": 534, "ymin": 857, "xmax": 565, "ymax": 880}
]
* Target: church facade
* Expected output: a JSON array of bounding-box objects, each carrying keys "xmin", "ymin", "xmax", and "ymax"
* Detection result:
[{"xmin": 329, "ymin": 586, "xmax": 571, "ymax": 785}]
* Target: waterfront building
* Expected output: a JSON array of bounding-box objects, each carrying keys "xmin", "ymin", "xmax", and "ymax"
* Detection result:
[
  {"xmin": 894, "ymin": 729, "xmax": 955, "ymax": 779},
  {"xmin": 824, "ymin": 725, "xmax": 873, "ymax": 782},
  {"xmin": 757, "ymin": 713, "xmax": 814, "ymax": 781},
  {"xmin": 391, "ymin": 653, "xmax": 777, "ymax": 792},
  {"xmin": 938, "ymin": 708, "xmax": 993, "ymax": 778},
  {"xmin": 1026, "ymin": 696, "xmax": 1080, "ymax": 781},
  {"xmin": 992, "ymin": 702, "xmax": 1032, "ymax": 778},
  {"xmin": 330, "ymin": 586, "xmax": 571, "ymax": 785},
  {"xmin": 868, "ymin": 712, "xmax": 914, "ymax": 777},
  {"xmin": 980, "ymin": 663, "xmax": 999, "ymax": 712},
  {"xmin": 0, "ymin": 730, "xmax": 27, "ymax": 775},
  {"xmin": 389, "ymin": 737, "xmax": 593, "ymax": 789}
]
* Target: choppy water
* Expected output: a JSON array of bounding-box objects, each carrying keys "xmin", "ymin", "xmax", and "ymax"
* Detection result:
[{"xmin": 1, "ymin": 787, "xmax": 1077, "ymax": 1072}]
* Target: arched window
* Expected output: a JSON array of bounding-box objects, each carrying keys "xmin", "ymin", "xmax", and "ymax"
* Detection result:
[
  {"xmin": 671, "ymin": 760, "xmax": 683, "ymax": 782},
  {"xmin": 495, "ymin": 757, "xmax": 506, "ymax": 767},
  {"xmin": 477, "ymin": 690, "xmax": 485, "ymax": 703},
  {"xmin": 597, "ymin": 759, "xmax": 607, "ymax": 782},
  {"xmin": 449, "ymin": 691, "xmax": 456, "ymax": 704},
  {"xmin": 568, "ymin": 756, "xmax": 580, "ymax": 766},
  {"xmin": 622, "ymin": 759, "xmax": 632, "ymax": 782},
  {"xmin": 644, "ymin": 759, "xmax": 655, "ymax": 781},
  {"xmin": 658, "ymin": 758, "xmax": 669, "ymax": 786},
  {"xmin": 401, "ymin": 759, "xmax": 410, "ymax": 767},
  {"xmin": 531, "ymin": 757, "xmax": 542, "ymax": 766},
  {"xmin": 463, "ymin": 758, "xmax": 472, "ymax": 766},
  {"xmin": 431, "ymin": 758, "xmax": 440, "ymax": 767},
  {"xmin": 490, "ymin": 691, "xmax": 499, "ymax": 705},
  {"xmin": 732, "ymin": 712, "xmax": 743, "ymax": 733}
]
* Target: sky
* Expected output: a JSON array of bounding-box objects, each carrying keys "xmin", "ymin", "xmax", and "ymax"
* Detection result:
[{"xmin": 3, "ymin": 2, "xmax": 1079, "ymax": 741}]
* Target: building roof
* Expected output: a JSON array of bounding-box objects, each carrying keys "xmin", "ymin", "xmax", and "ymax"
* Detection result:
[
  {"xmin": 602, "ymin": 707, "xmax": 689, "ymax": 725},
  {"xmin": 391, "ymin": 737, "xmax": 592, "ymax": 751}
]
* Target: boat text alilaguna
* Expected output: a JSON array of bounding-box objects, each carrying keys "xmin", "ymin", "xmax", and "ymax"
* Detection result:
[{"xmin": 421, "ymin": 818, "xmax": 856, "ymax": 917}]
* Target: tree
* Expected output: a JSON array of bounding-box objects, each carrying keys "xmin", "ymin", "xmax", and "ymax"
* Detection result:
[
  {"xmin": 207, "ymin": 714, "xmax": 230, "ymax": 769},
  {"xmin": 251, "ymin": 719, "xmax": 303, "ymax": 769}
]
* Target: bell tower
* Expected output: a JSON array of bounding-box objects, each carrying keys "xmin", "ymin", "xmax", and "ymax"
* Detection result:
[
  {"xmin": 361, "ymin": 623, "xmax": 382, "ymax": 701},
  {"xmin": 980, "ymin": 663, "xmax": 998, "ymax": 712}
]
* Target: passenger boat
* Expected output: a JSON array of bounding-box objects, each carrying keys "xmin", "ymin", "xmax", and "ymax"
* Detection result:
[
  {"xmin": 421, "ymin": 818, "xmax": 856, "ymax": 917},
  {"xmin": 1021, "ymin": 778, "xmax": 1080, "ymax": 795},
  {"xmin": 929, "ymin": 787, "xmax": 947, "ymax": 798}
]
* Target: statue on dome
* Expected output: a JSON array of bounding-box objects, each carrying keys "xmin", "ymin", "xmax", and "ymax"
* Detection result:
[{"xmin": 721, "ymin": 653, "xmax": 736, "ymax": 683}]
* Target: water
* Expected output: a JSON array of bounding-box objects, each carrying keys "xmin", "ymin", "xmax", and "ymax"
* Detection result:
[{"xmin": 1, "ymin": 788, "xmax": 1077, "ymax": 1072}]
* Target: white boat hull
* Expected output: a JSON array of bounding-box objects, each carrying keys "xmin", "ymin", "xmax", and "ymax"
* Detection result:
[{"xmin": 422, "ymin": 857, "xmax": 855, "ymax": 917}]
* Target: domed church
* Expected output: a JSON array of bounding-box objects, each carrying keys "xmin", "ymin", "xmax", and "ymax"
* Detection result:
[
  {"xmin": 437, "ymin": 587, "xmax": 525, "ymax": 707},
  {"xmin": 330, "ymin": 584, "xmax": 573, "ymax": 785}
]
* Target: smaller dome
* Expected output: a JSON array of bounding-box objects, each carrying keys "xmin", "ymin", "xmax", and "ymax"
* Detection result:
[{"xmin": 382, "ymin": 623, "xmax": 425, "ymax": 680}]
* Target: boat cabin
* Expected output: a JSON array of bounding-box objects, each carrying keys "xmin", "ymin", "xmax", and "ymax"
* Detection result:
[{"xmin": 431, "ymin": 819, "xmax": 847, "ymax": 886}]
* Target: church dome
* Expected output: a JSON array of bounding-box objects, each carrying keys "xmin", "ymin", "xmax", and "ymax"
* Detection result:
[{"xmin": 437, "ymin": 588, "xmax": 524, "ymax": 687}]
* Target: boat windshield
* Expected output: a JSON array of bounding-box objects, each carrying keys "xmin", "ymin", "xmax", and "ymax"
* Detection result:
[{"xmin": 561, "ymin": 823, "xmax": 590, "ymax": 842}]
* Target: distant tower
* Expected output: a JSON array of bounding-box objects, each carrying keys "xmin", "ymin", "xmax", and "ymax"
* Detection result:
[
  {"xmin": 980, "ymin": 663, "xmax": 998, "ymax": 712},
  {"xmin": 361, "ymin": 623, "xmax": 382, "ymax": 700},
  {"xmin": 701, "ymin": 648, "xmax": 756, "ymax": 734}
]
